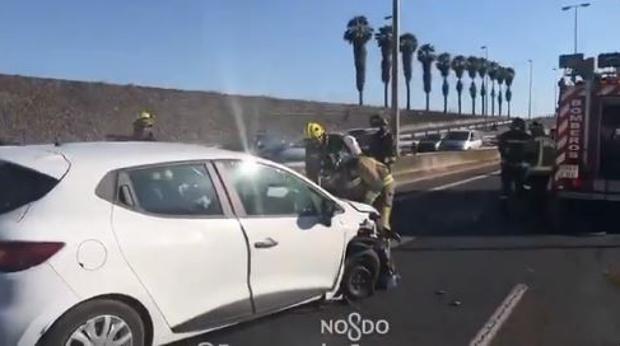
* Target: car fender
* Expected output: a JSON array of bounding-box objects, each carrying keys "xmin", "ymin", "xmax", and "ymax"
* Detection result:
[
  {"xmin": 325, "ymin": 234, "xmax": 386, "ymax": 300},
  {"xmin": 325, "ymin": 203, "xmax": 377, "ymax": 300}
]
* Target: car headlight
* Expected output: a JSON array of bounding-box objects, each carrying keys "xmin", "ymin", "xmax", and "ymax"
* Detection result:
[{"xmin": 358, "ymin": 218, "xmax": 377, "ymax": 237}]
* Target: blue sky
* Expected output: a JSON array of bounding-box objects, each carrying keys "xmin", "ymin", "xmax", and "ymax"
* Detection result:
[{"xmin": 0, "ymin": 0, "xmax": 617, "ymax": 117}]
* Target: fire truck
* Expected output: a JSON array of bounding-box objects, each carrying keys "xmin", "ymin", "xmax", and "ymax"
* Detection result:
[{"xmin": 547, "ymin": 52, "xmax": 620, "ymax": 231}]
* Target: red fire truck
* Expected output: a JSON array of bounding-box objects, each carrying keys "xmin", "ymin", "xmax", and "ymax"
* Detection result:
[{"xmin": 548, "ymin": 53, "xmax": 620, "ymax": 231}]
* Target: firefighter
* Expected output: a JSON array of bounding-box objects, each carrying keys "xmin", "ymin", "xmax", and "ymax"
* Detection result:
[
  {"xmin": 529, "ymin": 121, "xmax": 545, "ymax": 138},
  {"xmin": 304, "ymin": 122, "xmax": 346, "ymax": 186},
  {"xmin": 132, "ymin": 111, "xmax": 156, "ymax": 141},
  {"xmin": 342, "ymin": 135, "xmax": 401, "ymax": 242},
  {"xmin": 368, "ymin": 114, "xmax": 396, "ymax": 168},
  {"xmin": 526, "ymin": 121, "xmax": 555, "ymax": 172},
  {"xmin": 497, "ymin": 118, "xmax": 533, "ymax": 199}
]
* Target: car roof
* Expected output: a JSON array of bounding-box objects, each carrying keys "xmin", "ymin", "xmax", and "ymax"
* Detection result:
[{"xmin": 0, "ymin": 142, "xmax": 254, "ymax": 176}]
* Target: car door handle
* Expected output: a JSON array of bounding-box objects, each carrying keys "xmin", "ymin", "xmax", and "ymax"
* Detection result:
[{"xmin": 254, "ymin": 237, "xmax": 279, "ymax": 249}]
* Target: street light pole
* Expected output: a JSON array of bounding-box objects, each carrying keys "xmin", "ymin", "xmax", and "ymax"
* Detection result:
[
  {"xmin": 481, "ymin": 45, "xmax": 489, "ymax": 116},
  {"xmin": 552, "ymin": 68, "xmax": 558, "ymax": 114},
  {"xmin": 391, "ymin": 0, "xmax": 400, "ymax": 156},
  {"xmin": 573, "ymin": 7, "xmax": 578, "ymax": 54},
  {"xmin": 528, "ymin": 59, "xmax": 533, "ymax": 120},
  {"xmin": 562, "ymin": 3, "xmax": 591, "ymax": 54}
]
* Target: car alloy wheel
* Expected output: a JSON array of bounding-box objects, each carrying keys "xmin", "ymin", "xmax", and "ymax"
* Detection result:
[
  {"xmin": 346, "ymin": 266, "xmax": 373, "ymax": 300},
  {"xmin": 66, "ymin": 315, "xmax": 133, "ymax": 346}
]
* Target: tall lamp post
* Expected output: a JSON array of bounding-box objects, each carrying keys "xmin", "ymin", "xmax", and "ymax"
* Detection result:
[
  {"xmin": 481, "ymin": 45, "xmax": 489, "ymax": 116},
  {"xmin": 390, "ymin": 0, "xmax": 400, "ymax": 156},
  {"xmin": 561, "ymin": 3, "xmax": 591, "ymax": 54},
  {"xmin": 528, "ymin": 59, "xmax": 533, "ymax": 120}
]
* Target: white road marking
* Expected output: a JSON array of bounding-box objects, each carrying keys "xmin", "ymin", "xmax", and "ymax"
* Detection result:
[
  {"xmin": 469, "ymin": 283, "xmax": 529, "ymax": 346},
  {"xmin": 429, "ymin": 170, "xmax": 500, "ymax": 191}
]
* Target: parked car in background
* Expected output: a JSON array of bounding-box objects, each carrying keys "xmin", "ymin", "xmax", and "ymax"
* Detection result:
[
  {"xmin": 438, "ymin": 130, "xmax": 483, "ymax": 151},
  {"xmin": 347, "ymin": 128, "xmax": 378, "ymax": 155},
  {"xmin": 0, "ymin": 142, "xmax": 385, "ymax": 346},
  {"xmin": 416, "ymin": 133, "xmax": 445, "ymax": 152}
]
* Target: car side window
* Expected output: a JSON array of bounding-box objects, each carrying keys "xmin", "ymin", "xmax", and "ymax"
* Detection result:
[
  {"xmin": 221, "ymin": 161, "xmax": 325, "ymax": 217},
  {"xmin": 126, "ymin": 164, "xmax": 223, "ymax": 216}
]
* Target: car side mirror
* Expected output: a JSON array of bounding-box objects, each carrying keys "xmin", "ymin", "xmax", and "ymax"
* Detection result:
[{"xmin": 321, "ymin": 199, "xmax": 337, "ymax": 226}]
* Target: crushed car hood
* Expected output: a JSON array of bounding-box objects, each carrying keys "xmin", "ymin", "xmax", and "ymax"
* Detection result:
[{"xmin": 343, "ymin": 199, "xmax": 378, "ymax": 214}]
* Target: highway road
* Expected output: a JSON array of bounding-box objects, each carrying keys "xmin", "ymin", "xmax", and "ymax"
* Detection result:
[{"xmin": 171, "ymin": 165, "xmax": 620, "ymax": 346}]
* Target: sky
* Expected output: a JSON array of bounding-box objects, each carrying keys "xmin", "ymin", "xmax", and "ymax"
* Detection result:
[{"xmin": 0, "ymin": 0, "xmax": 617, "ymax": 117}]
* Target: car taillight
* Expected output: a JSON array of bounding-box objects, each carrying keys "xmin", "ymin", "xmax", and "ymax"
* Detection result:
[{"xmin": 0, "ymin": 241, "xmax": 65, "ymax": 273}]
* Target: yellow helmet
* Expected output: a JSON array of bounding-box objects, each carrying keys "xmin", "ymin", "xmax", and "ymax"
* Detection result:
[
  {"xmin": 305, "ymin": 122, "xmax": 326, "ymax": 141},
  {"xmin": 135, "ymin": 111, "xmax": 155, "ymax": 127}
]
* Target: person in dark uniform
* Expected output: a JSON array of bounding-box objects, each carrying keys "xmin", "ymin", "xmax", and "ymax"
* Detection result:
[
  {"xmin": 132, "ymin": 111, "xmax": 156, "ymax": 141},
  {"xmin": 497, "ymin": 118, "xmax": 533, "ymax": 199},
  {"xmin": 368, "ymin": 115, "xmax": 396, "ymax": 168}
]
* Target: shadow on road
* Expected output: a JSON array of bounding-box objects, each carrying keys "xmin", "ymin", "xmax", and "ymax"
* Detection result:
[
  {"xmin": 392, "ymin": 190, "xmax": 542, "ymax": 237},
  {"xmin": 392, "ymin": 189, "xmax": 617, "ymax": 237}
]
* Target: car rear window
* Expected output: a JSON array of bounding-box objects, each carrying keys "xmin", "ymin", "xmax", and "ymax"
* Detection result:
[
  {"xmin": 423, "ymin": 134, "xmax": 441, "ymax": 141},
  {"xmin": 445, "ymin": 132, "xmax": 470, "ymax": 140},
  {"xmin": 0, "ymin": 161, "xmax": 60, "ymax": 214}
]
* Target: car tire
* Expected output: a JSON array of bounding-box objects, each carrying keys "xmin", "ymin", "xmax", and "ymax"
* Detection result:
[
  {"xmin": 342, "ymin": 250, "xmax": 380, "ymax": 301},
  {"xmin": 39, "ymin": 299, "xmax": 145, "ymax": 346}
]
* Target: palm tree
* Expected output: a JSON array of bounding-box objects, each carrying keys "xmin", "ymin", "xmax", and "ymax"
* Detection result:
[
  {"xmin": 400, "ymin": 33, "xmax": 418, "ymax": 110},
  {"xmin": 375, "ymin": 25, "xmax": 392, "ymax": 108},
  {"xmin": 487, "ymin": 61, "xmax": 499, "ymax": 116},
  {"xmin": 343, "ymin": 16, "xmax": 374, "ymax": 105},
  {"xmin": 496, "ymin": 66, "xmax": 506, "ymax": 116},
  {"xmin": 504, "ymin": 67, "xmax": 515, "ymax": 117},
  {"xmin": 477, "ymin": 58, "xmax": 489, "ymax": 116},
  {"xmin": 417, "ymin": 44, "xmax": 436, "ymax": 111},
  {"xmin": 466, "ymin": 56, "xmax": 480, "ymax": 115},
  {"xmin": 436, "ymin": 53, "xmax": 452, "ymax": 113},
  {"xmin": 451, "ymin": 55, "xmax": 466, "ymax": 115}
]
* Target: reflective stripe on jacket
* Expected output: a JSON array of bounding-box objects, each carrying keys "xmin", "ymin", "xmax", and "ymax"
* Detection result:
[{"xmin": 357, "ymin": 156, "xmax": 393, "ymax": 193}]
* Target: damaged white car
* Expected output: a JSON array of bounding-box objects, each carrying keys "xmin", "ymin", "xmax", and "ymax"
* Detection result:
[{"xmin": 0, "ymin": 142, "xmax": 393, "ymax": 346}]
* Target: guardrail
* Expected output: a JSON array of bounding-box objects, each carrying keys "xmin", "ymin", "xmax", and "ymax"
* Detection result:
[
  {"xmin": 397, "ymin": 118, "xmax": 511, "ymax": 152},
  {"xmin": 392, "ymin": 148, "xmax": 499, "ymax": 178},
  {"xmin": 399, "ymin": 118, "xmax": 512, "ymax": 139},
  {"xmin": 284, "ymin": 148, "xmax": 500, "ymax": 178},
  {"xmin": 283, "ymin": 118, "xmax": 509, "ymax": 174}
]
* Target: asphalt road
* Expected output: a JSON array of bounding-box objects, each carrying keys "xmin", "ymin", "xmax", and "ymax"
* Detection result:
[{"xmin": 171, "ymin": 166, "xmax": 620, "ymax": 346}]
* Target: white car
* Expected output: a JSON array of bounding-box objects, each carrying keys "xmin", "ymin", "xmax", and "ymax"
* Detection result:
[
  {"xmin": 438, "ymin": 130, "xmax": 484, "ymax": 151},
  {"xmin": 0, "ymin": 142, "xmax": 385, "ymax": 346}
]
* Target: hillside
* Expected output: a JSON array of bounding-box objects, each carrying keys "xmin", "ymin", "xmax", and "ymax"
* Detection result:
[{"xmin": 0, "ymin": 74, "xmax": 478, "ymax": 149}]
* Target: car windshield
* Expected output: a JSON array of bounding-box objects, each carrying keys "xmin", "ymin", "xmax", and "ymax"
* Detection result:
[{"xmin": 444, "ymin": 132, "xmax": 470, "ymax": 140}]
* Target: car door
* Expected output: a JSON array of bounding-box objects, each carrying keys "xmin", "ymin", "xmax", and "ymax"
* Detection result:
[
  {"xmin": 111, "ymin": 162, "xmax": 252, "ymax": 332},
  {"xmin": 215, "ymin": 160, "xmax": 346, "ymax": 314}
]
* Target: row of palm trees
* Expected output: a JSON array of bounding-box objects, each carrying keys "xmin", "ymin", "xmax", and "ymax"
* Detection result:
[{"xmin": 344, "ymin": 16, "xmax": 516, "ymax": 116}]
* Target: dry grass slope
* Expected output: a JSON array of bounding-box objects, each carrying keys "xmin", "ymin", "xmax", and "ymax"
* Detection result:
[{"xmin": 0, "ymin": 74, "xmax": 477, "ymax": 149}]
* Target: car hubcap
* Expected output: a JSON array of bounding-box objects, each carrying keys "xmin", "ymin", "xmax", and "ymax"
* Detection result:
[{"xmin": 66, "ymin": 315, "xmax": 133, "ymax": 346}]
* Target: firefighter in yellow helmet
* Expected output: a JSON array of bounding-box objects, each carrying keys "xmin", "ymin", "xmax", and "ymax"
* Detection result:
[
  {"xmin": 132, "ymin": 111, "xmax": 156, "ymax": 141},
  {"xmin": 342, "ymin": 135, "xmax": 400, "ymax": 242},
  {"xmin": 304, "ymin": 122, "xmax": 346, "ymax": 186}
]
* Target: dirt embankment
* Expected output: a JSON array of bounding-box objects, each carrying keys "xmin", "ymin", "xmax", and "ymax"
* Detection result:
[{"xmin": 0, "ymin": 74, "xmax": 477, "ymax": 149}]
